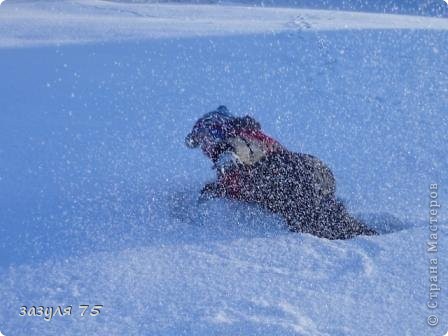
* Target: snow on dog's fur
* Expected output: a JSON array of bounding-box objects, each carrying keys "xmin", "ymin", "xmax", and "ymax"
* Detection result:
[{"xmin": 187, "ymin": 106, "xmax": 377, "ymax": 239}]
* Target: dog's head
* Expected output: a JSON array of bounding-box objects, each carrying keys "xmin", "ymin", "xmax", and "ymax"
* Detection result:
[{"xmin": 185, "ymin": 106, "xmax": 235, "ymax": 159}]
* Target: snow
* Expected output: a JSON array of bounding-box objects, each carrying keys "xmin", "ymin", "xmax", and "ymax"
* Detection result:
[
  {"xmin": 2, "ymin": 225, "xmax": 445, "ymax": 335},
  {"xmin": 0, "ymin": 0, "xmax": 447, "ymax": 335},
  {"xmin": 1, "ymin": 1, "xmax": 448, "ymax": 47}
]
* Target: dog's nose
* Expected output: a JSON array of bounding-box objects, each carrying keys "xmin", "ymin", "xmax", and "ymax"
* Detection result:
[{"xmin": 185, "ymin": 132, "xmax": 198, "ymax": 148}]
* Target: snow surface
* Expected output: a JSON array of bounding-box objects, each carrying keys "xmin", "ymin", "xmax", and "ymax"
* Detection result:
[
  {"xmin": 1, "ymin": 0, "xmax": 448, "ymax": 47},
  {"xmin": 0, "ymin": 0, "xmax": 447, "ymax": 335}
]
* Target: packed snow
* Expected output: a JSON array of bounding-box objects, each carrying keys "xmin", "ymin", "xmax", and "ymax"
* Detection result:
[{"xmin": 0, "ymin": 0, "xmax": 447, "ymax": 335}]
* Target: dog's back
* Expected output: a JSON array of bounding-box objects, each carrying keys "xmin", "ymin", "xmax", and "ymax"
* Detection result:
[{"xmin": 236, "ymin": 150, "xmax": 377, "ymax": 239}]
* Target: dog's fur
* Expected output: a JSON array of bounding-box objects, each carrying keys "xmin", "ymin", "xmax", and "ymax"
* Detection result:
[{"xmin": 202, "ymin": 149, "xmax": 377, "ymax": 239}]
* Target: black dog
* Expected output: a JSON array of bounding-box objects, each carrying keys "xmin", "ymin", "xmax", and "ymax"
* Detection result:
[{"xmin": 187, "ymin": 106, "xmax": 377, "ymax": 239}]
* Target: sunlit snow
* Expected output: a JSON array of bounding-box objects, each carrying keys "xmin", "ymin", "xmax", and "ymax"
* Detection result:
[{"xmin": 0, "ymin": 1, "xmax": 447, "ymax": 335}]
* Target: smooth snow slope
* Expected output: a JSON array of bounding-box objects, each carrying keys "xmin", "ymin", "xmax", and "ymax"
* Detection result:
[
  {"xmin": 1, "ymin": 0, "xmax": 448, "ymax": 47},
  {"xmin": 0, "ymin": 1, "xmax": 447, "ymax": 335}
]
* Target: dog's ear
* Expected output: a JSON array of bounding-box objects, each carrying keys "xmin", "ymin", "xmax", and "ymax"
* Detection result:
[
  {"xmin": 232, "ymin": 115, "xmax": 261, "ymax": 131},
  {"xmin": 216, "ymin": 105, "xmax": 229, "ymax": 114},
  {"xmin": 243, "ymin": 115, "xmax": 261, "ymax": 130}
]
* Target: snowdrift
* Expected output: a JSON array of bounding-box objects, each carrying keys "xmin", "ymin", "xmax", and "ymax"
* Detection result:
[{"xmin": 0, "ymin": 1, "xmax": 447, "ymax": 335}]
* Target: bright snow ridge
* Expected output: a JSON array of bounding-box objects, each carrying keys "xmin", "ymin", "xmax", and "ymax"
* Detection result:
[{"xmin": 0, "ymin": 0, "xmax": 448, "ymax": 47}]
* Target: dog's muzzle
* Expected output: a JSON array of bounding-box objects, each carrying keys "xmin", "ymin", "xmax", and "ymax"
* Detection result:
[{"xmin": 185, "ymin": 132, "xmax": 199, "ymax": 148}]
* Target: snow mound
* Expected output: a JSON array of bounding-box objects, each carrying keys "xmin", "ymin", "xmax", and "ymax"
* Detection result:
[{"xmin": 0, "ymin": 0, "xmax": 447, "ymax": 335}]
